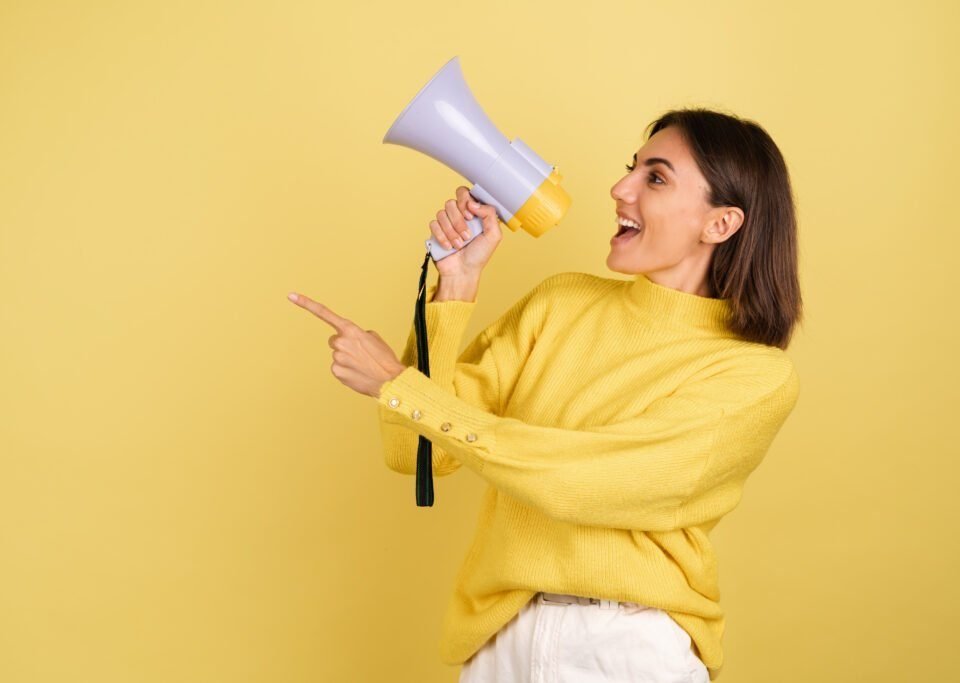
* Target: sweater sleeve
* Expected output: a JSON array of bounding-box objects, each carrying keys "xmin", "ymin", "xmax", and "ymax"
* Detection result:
[
  {"xmin": 376, "ymin": 359, "xmax": 800, "ymax": 531},
  {"xmin": 378, "ymin": 278, "xmax": 545, "ymax": 477}
]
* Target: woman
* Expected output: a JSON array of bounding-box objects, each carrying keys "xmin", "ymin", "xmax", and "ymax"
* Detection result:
[{"xmin": 289, "ymin": 107, "xmax": 802, "ymax": 682}]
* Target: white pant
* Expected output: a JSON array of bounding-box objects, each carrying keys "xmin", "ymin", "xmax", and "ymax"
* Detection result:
[{"xmin": 458, "ymin": 592, "xmax": 709, "ymax": 683}]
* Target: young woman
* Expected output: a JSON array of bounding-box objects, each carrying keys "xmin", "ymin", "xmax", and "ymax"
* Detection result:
[{"xmin": 289, "ymin": 107, "xmax": 802, "ymax": 682}]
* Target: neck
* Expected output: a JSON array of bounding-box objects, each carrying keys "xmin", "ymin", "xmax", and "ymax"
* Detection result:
[{"xmin": 624, "ymin": 272, "xmax": 733, "ymax": 333}]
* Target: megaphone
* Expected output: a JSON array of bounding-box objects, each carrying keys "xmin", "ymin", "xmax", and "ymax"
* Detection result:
[
  {"xmin": 382, "ymin": 56, "xmax": 572, "ymax": 261},
  {"xmin": 381, "ymin": 56, "xmax": 572, "ymax": 508}
]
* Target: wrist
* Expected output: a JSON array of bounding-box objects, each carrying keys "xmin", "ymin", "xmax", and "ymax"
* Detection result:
[
  {"xmin": 377, "ymin": 362, "xmax": 407, "ymax": 398},
  {"xmin": 389, "ymin": 361, "xmax": 407, "ymax": 381},
  {"xmin": 434, "ymin": 274, "xmax": 480, "ymax": 302}
]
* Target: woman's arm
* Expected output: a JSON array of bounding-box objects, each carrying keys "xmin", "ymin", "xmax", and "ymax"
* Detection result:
[
  {"xmin": 378, "ymin": 275, "xmax": 548, "ymax": 476},
  {"xmin": 378, "ymin": 278, "xmax": 478, "ymax": 476},
  {"xmin": 379, "ymin": 187, "xmax": 510, "ymax": 476},
  {"xmin": 378, "ymin": 357, "xmax": 800, "ymax": 531}
]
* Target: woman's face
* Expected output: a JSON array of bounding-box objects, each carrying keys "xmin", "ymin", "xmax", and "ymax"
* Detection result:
[{"xmin": 607, "ymin": 126, "xmax": 741, "ymax": 281}]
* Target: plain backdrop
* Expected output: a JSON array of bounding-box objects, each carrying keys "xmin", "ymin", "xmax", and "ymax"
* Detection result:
[{"xmin": 1, "ymin": 0, "xmax": 957, "ymax": 681}]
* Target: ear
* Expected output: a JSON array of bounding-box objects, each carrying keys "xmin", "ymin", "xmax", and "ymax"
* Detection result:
[{"xmin": 702, "ymin": 206, "xmax": 744, "ymax": 244}]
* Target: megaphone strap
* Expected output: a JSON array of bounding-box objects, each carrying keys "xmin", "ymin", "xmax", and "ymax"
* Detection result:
[{"xmin": 414, "ymin": 249, "xmax": 435, "ymax": 507}]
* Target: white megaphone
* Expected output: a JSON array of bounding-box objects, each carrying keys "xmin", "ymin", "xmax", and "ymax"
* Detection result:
[{"xmin": 382, "ymin": 56, "xmax": 572, "ymax": 261}]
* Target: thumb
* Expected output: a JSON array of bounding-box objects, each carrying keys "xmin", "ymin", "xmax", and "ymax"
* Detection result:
[{"xmin": 471, "ymin": 201, "xmax": 501, "ymax": 233}]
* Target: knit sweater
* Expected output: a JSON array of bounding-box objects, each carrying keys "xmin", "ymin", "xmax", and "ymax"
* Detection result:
[{"xmin": 375, "ymin": 271, "xmax": 800, "ymax": 681}]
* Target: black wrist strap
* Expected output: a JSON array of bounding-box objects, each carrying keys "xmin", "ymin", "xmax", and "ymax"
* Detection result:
[{"xmin": 414, "ymin": 249, "xmax": 434, "ymax": 506}]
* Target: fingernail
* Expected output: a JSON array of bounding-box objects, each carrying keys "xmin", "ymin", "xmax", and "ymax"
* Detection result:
[
  {"xmin": 461, "ymin": 230, "xmax": 470, "ymax": 240},
  {"xmin": 287, "ymin": 292, "xmax": 298, "ymax": 302},
  {"xmin": 454, "ymin": 238, "xmax": 463, "ymax": 248},
  {"xmin": 464, "ymin": 211, "xmax": 473, "ymax": 219}
]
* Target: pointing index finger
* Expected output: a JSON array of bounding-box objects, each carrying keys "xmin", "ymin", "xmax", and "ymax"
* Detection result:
[{"xmin": 288, "ymin": 292, "xmax": 351, "ymax": 332}]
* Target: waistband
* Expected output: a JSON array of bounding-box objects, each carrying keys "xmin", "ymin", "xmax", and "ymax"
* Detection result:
[{"xmin": 537, "ymin": 591, "xmax": 650, "ymax": 611}]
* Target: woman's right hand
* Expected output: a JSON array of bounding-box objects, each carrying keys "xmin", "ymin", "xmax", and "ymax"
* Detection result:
[{"xmin": 429, "ymin": 186, "xmax": 503, "ymax": 279}]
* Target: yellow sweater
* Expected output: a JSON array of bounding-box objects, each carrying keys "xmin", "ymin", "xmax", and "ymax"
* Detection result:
[{"xmin": 376, "ymin": 271, "xmax": 800, "ymax": 680}]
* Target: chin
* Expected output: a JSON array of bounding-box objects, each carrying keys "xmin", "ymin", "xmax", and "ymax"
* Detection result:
[
  {"xmin": 608, "ymin": 249, "xmax": 649, "ymax": 272},
  {"xmin": 606, "ymin": 253, "xmax": 633, "ymax": 273}
]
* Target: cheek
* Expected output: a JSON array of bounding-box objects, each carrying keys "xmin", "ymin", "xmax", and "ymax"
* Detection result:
[
  {"xmin": 658, "ymin": 198, "xmax": 704, "ymax": 245},
  {"xmin": 641, "ymin": 220, "xmax": 695, "ymax": 258}
]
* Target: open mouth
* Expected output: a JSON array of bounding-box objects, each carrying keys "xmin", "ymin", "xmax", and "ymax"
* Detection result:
[{"xmin": 612, "ymin": 217, "xmax": 644, "ymax": 244}]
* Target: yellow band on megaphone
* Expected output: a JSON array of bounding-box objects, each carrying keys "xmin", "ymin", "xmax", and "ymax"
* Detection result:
[{"xmin": 504, "ymin": 168, "xmax": 572, "ymax": 237}]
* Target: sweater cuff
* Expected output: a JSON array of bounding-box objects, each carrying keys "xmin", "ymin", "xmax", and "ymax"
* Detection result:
[
  {"xmin": 376, "ymin": 365, "xmax": 498, "ymax": 474},
  {"xmin": 419, "ymin": 291, "xmax": 476, "ymax": 363}
]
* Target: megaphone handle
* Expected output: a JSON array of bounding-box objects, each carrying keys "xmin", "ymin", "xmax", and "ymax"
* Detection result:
[{"xmin": 424, "ymin": 215, "xmax": 486, "ymax": 261}]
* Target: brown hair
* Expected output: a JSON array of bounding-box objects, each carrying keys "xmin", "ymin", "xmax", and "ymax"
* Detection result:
[{"xmin": 645, "ymin": 107, "xmax": 803, "ymax": 349}]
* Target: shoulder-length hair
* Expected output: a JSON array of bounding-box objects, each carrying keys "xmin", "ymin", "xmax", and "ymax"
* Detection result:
[{"xmin": 645, "ymin": 108, "xmax": 803, "ymax": 349}]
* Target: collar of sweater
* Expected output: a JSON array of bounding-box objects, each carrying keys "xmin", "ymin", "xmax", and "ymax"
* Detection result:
[{"xmin": 624, "ymin": 272, "xmax": 733, "ymax": 334}]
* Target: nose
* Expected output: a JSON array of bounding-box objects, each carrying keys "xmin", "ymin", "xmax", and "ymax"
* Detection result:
[{"xmin": 610, "ymin": 176, "xmax": 636, "ymax": 203}]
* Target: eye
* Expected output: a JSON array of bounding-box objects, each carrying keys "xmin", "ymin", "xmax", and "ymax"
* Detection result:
[{"xmin": 625, "ymin": 163, "xmax": 665, "ymax": 185}]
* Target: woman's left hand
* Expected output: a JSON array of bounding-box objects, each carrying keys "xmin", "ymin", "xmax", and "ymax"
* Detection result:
[{"xmin": 287, "ymin": 291, "xmax": 406, "ymax": 398}]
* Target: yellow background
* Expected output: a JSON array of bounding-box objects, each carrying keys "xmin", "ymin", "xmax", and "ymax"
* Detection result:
[{"xmin": 1, "ymin": 1, "xmax": 956, "ymax": 681}]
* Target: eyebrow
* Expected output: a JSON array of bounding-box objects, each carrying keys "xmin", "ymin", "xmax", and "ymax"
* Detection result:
[{"xmin": 633, "ymin": 152, "xmax": 676, "ymax": 174}]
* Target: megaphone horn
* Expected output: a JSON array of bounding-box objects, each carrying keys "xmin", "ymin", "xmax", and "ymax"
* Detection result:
[{"xmin": 383, "ymin": 56, "xmax": 572, "ymax": 262}]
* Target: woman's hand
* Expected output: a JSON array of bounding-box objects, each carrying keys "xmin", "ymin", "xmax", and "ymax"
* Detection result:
[
  {"xmin": 431, "ymin": 186, "xmax": 503, "ymax": 279},
  {"xmin": 286, "ymin": 292, "xmax": 406, "ymax": 398}
]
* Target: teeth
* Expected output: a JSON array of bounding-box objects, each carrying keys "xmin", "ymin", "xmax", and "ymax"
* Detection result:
[{"xmin": 617, "ymin": 216, "xmax": 640, "ymax": 229}]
